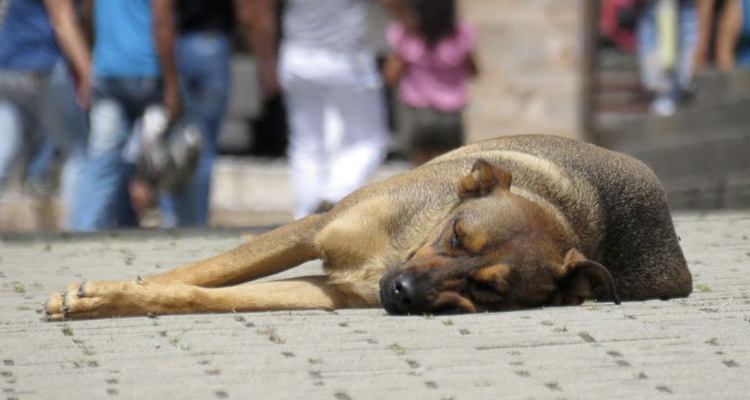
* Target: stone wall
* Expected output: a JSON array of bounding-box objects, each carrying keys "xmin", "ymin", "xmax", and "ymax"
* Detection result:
[{"xmin": 462, "ymin": 0, "xmax": 587, "ymax": 142}]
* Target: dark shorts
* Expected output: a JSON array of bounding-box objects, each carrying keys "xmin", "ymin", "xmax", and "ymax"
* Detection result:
[{"xmin": 398, "ymin": 103, "xmax": 464, "ymax": 157}]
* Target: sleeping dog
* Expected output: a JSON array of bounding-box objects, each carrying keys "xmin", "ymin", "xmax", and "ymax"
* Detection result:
[{"xmin": 46, "ymin": 135, "xmax": 692, "ymax": 319}]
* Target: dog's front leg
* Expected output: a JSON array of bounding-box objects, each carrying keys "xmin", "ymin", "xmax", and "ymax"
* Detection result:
[
  {"xmin": 45, "ymin": 276, "xmax": 372, "ymax": 320},
  {"xmin": 146, "ymin": 214, "xmax": 329, "ymax": 287}
]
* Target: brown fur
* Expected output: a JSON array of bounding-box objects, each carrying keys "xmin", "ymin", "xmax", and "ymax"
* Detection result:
[{"xmin": 45, "ymin": 135, "xmax": 692, "ymax": 320}]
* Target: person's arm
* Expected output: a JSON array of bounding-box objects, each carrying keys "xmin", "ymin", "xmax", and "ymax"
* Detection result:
[
  {"xmin": 382, "ymin": 53, "xmax": 405, "ymax": 86},
  {"xmin": 43, "ymin": 0, "xmax": 91, "ymax": 106},
  {"xmin": 716, "ymin": 0, "xmax": 743, "ymax": 71},
  {"xmin": 234, "ymin": 0, "xmax": 280, "ymax": 99},
  {"xmin": 466, "ymin": 53, "xmax": 479, "ymax": 78},
  {"xmin": 152, "ymin": 0, "xmax": 180, "ymax": 118},
  {"xmin": 79, "ymin": 0, "xmax": 94, "ymax": 47},
  {"xmin": 693, "ymin": 0, "xmax": 716, "ymax": 73}
]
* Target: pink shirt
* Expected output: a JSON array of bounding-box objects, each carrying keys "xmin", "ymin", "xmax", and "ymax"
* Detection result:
[{"xmin": 387, "ymin": 22, "xmax": 476, "ymax": 112}]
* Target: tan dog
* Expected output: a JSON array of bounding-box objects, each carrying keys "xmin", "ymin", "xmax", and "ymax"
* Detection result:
[{"xmin": 45, "ymin": 135, "xmax": 692, "ymax": 320}]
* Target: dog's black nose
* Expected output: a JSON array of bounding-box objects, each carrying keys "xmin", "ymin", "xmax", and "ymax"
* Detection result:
[{"xmin": 389, "ymin": 273, "xmax": 417, "ymax": 313}]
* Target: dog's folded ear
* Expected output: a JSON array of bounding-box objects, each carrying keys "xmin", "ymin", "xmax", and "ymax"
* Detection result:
[
  {"xmin": 458, "ymin": 160, "xmax": 512, "ymax": 200},
  {"xmin": 553, "ymin": 249, "xmax": 621, "ymax": 306}
]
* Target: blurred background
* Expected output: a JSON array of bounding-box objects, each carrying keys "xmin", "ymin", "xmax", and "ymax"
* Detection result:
[{"xmin": 0, "ymin": 0, "xmax": 748, "ymax": 233}]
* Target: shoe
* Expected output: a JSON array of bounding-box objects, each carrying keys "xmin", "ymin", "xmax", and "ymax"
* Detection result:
[{"xmin": 650, "ymin": 96, "xmax": 676, "ymax": 116}]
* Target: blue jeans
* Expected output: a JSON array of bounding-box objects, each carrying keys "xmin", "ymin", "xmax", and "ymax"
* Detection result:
[
  {"xmin": 71, "ymin": 77, "xmax": 161, "ymax": 231},
  {"xmin": 159, "ymin": 32, "xmax": 230, "ymax": 227},
  {"xmin": 637, "ymin": 0, "xmax": 697, "ymax": 102},
  {"xmin": 0, "ymin": 62, "xmax": 87, "ymax": 227},
  {"xmin": 25, "ymin": 138, "xmax": 55, "ymax": 185}
]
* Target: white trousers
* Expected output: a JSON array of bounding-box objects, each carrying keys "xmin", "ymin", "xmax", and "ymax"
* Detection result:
[{"xmin": 280, "ymin": 44, "xmax": 388, "ymax": 219}]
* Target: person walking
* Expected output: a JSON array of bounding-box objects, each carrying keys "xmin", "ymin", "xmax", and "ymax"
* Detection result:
[
  {"xmin": 157, "ymin": 0, "xmax": 235, "ymax": 227},
  {"xmin": 253, "ymin": 0, "xmax": 388, "ymax": 219},
  {"xmin": 71, "ymin": 0, "xmax": 180, "ymax": 231},
  {"xmin": 637, "ymin": 0, "xmax": 699, "ymax": 115},
  {"xmin": 0, "ymin": 0, "xmax": 91, "ymax": 228},
  {"xmin": 383, "ymin": 0, "xmax": 478, "ymax": 166}
]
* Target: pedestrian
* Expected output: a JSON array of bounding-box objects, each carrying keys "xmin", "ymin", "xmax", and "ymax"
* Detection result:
[
  {"xmin": 71, "ymin": 0, "xmax": 180, "ymax": 231},
  {"xmin": 383, "ymin": 0, "xmax": 478, "ymax": 166},
  {"xmin": 636, "ymin": 0, "xmax": 698, "ymax": 115},
  {"xmin": 156, "ymin": 0, "xmax": 236, "ymax": 227},
  {"xmin": 252, "ymin": 0, "xmax": 389, "ymax": 219},
  {"xmin": 0, "ymin": 0, "xmax": 91, "ymax": 228}
]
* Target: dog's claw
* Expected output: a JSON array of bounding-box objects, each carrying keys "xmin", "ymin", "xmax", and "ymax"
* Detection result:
[
  {"xmin": 61, "ymin": 291, "xmax": 70, "ymax": 320},
  {"xmin": 136, "ymin": 275, "xmax": 145, "ymax": 285},
  {"xmin": 77, "ymin": 282, "xmax": 87, "ymax": 298}
]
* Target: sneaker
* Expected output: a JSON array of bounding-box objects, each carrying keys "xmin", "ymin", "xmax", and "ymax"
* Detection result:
[{"xmin": 650, "ymin": 96, "xmax": 676, "ymax": 116}]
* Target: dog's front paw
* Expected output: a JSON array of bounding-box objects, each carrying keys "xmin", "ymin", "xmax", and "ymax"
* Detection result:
[
  {"xmin": 45, "ymin": 282, "xmax": 82, "ymax": 321},
  {"xmin": 45, "ymin": 280, "xmax": 135, "ymax": 321}
]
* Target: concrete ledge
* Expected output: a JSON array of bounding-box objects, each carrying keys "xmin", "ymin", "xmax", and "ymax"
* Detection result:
[{"xmin": 598, "ymin": 96, "xmax": 750, "ymax": 210}]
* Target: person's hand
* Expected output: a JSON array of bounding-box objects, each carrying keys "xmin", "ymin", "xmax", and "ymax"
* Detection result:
[
  {"xmin": 260, "ymin": 68, "xmax": 280, "ymax": 100},
  {"xmin": 163, "ymin": 79, "xmax": 182, "ymax": 120},
  {"xmin": 70, "ymin": 66, "xmax": 91, "ymax": 109},
  {"xmin": 75, "ymin": 75, "xmax": 91, "ymax": 109}
]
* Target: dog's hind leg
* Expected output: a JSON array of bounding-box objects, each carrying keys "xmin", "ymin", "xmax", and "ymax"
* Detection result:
[
  {"xmin": 145, "ymin": 214, "xmax": 329, "ymax": 287},
  {"xmin": 45, "ymin": 275, "xmax": 371, "ymax": 320}
]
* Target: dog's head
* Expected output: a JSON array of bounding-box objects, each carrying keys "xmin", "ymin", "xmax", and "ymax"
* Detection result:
[{"xmin": 379, "ymin": 160, "xmax": 620, "ymax": 315}]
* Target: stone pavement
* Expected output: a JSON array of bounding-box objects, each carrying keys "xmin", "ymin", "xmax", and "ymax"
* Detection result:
[{"xmin": 0, "ymin": 211, "xmax": 749, "ymax": 400}]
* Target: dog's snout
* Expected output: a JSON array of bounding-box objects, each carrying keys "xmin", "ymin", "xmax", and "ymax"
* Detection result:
[
  {"xmin": 392, "ymin": 273, "xmax": 416, "ymax": 308},
  {"xmin": 381, "ymin": 272, "xmax": 425, "ymax": 314}
]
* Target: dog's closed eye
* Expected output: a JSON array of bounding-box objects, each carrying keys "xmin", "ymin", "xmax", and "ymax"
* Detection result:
[{"xmin": 451, "ymin": 219, "xmax": 463, "ymax": 250}]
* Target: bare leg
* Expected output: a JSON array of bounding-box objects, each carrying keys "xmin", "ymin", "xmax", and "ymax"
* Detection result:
[{"xmin": 45, "ymin": 276, "xmax": 372, "ymax": 321}]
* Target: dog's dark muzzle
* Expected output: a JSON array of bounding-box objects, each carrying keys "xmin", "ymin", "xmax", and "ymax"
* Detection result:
[
  {"xmin": 379, "ymin": 272, "xmax": 430, "ymax": 315},
  {"xmin": 380, "ymin": 272, "xmax": 435, "ymax": 314},
  {"xmin": 379, "ymin": 270, "xmax": 478, "ymax": 315}
]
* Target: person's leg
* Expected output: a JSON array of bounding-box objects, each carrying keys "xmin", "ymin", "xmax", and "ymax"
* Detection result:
[
  {"xmin": 0, "ymin": 69, "xmax": 43, "ymax": 193},
  {"xmin": 639, "ymin": 0, "xmax": 677, "ymax": 115},
  {"xmin": 280, "ymin": 46, "xmax": 329, "ymax": 219},
  {"xmin": 39, "ymin": 61, "xmax": 88, "ymax": 228},
  {"xmin": 285, "ymin": 82, "xmax": 328, "ymax": 219},
  {"xmin": 0, "ymin": 100, "xmax": 24, "ymax": 190},
  {"xmin": 72, "ymin": 77, "xmax": 164, "ymax": 231},
  {"xmin": 70, "ymin": 93, "xmax": 131, "ymax": 231},
  {"xmin": 676, "ymin": 1, "xmax": 698, "ymax": 94},
  {"xmin": 24, "ymin": 136, "xmax": 55, "ymax": 195},
  {"xmin": 162, "ymin": 32, "xmax": 230, "ymax": 227},
  {"xmin": 637, "ymin": 2, "xmax": 660, "ymax": 92},
  {"xmin": 113, "ymin": 162, "xmax": 138, "ymax": 228},
  {"xmin": 324, "ymin": 83, "xmax": 387, "ymax": 203}
]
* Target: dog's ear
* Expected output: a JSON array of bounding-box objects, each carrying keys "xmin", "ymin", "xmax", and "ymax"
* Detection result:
[
  {"xmin": 553, "ymin": 249, "xmax": 621, "ymax": 306},
  {"xmin": 458, "ymin": 160, "xmax": 512, "ymax": 200}
]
